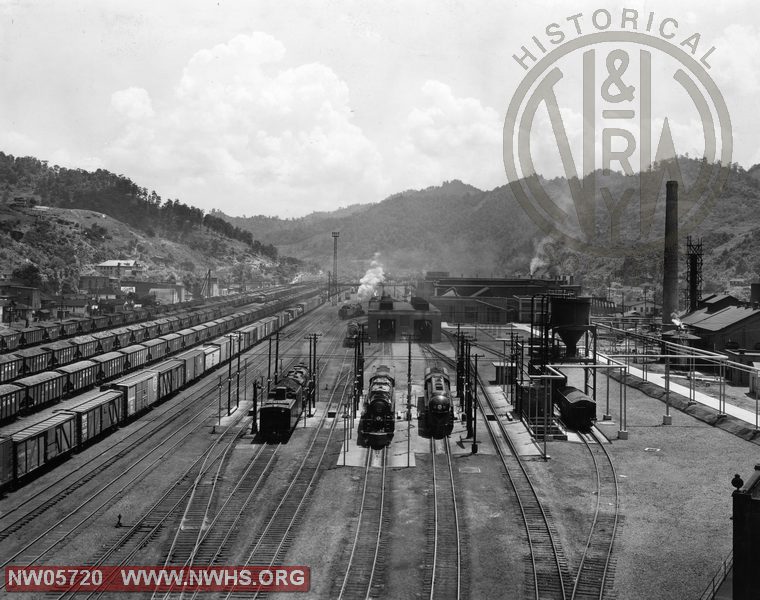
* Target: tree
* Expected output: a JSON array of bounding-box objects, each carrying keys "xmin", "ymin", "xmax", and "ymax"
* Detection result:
[{"xmin": 12, "ymin": 263, "xmax": 42, "ymax": 287}]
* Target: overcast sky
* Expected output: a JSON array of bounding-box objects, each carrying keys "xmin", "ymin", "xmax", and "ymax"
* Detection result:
[{"xmin": 0, "ymin": 0, "xmax": 756, "ymax": 217}]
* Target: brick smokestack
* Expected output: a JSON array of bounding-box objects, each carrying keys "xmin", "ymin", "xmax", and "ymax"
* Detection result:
[{"xmin": 662, "ymin": 181, "xmax": 678, "ymax": 325}]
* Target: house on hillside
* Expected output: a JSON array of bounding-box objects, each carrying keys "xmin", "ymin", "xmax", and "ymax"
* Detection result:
[{"xmin": 94, "ymin": 259, "xmax": 144, "ymax": 278}]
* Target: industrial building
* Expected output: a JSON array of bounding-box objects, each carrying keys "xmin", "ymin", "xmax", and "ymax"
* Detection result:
[
  {"xmin": 416, "ymin": 275, "xmax": 580, "ymax": 324},
  {"xmin": 367, "ymin": 295, "xmax": 441, "ymax": 342}
]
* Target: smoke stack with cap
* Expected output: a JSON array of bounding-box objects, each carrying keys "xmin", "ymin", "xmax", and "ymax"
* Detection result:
[{"xmin": 662, "ymin": 181, "xmax": 679, "ymax": 325}]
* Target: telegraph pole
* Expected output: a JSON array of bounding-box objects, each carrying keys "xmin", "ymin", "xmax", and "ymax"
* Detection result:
[
  {"xmin": 472, "ymin": 353, "xmax": 484, "ymax": 454},
  {"xmin": 274, "ymin": 330, "xmax": 280, "ymax": 384}
]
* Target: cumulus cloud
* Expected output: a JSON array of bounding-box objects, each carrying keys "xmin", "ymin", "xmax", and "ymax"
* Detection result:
[
  {"xmin": 111, "ymin": 87, "xmax": 155, "ymax": 120},
  {"xmin": 394, "ymin": 81, "xmax": 504, "ymax": 189},
  {"xmin": 105, "ymin": 31, "xmax": 385, "ymax": 217}
]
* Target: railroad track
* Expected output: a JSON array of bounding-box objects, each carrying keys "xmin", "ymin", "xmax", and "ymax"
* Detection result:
[
  {"xmin": 217, "ymin": 350, "xmax": 353, "ymax": 600},
  {"xmin": 425, "ymin": 344, "xmax": 570, "ymax": 600},
  {"xmin": 0, "ymin": 307, "xmax": 337, "ymax": 594},
  {"xmin": 0, "ymin": 305, "xmax": 331, "ymax": 541},
  {"xmin": 571, "ymin": 431, "xmax": 619, "ymax": 600},
  {"xmin": 426, "ymin": 436, "xmax": 461, "ymax": 600},
  {"xmin": 335, "ymin": 447, "xmax": 389, "ymax": 600}
]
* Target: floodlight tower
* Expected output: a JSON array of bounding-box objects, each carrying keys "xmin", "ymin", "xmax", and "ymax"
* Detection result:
[{"xmin": 332, "ymin": 231, "xmax": 340, "ymax": 300}]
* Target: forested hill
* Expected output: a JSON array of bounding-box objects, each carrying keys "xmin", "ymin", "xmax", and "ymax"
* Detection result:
[{"xmin": 0, "ymin": 152, "xmax": 277, "ymax": 260}]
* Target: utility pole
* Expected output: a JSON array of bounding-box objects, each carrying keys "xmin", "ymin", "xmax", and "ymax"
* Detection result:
[
  {"xmin": 332, "ymin": 231, "xmax": 340, "ymax": 301},
  {"xmin": 274, "ymin": 330, "xmax": 280, "ymax": 384},
  {"xmin": 472, "ymin": 353, "xmax": 484, "ymax": 454},
  {"xmin": 251, "ymin": 379, "xmax": 259, "ymax": 434},
  {"xmin": 236, "ymin": 332, "xmax": 242, "ymax": 409},
  {"xmin": 402, "ymin": 333, "xmax": 419, "ymax": 467},
  {"xmin": 225, "ymin": 334, "xmax": 235, "ymax": 415},
  {"xmin": 267, "ymin": 336, "xmax": 272, "ymax": 394}
]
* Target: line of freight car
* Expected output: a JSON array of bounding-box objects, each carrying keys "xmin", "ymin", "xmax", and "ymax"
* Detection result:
[
  {"xmin": 0, "ymin": 282, "xmax": 305, "ymax": 353},
  {"xmin": 0, "ymin": 294, "xmax": 324, "ymax": 489},
  {"xmin": 0, "ymin": 290, "xmax": 316, "ymax": 384},
  {"xmin": 0, "ymin": 293, "xmax": 324, "ymax": 428},
  {"xmin": 0, "ymin": 292, "xmax": 243, "ymax": 353}
]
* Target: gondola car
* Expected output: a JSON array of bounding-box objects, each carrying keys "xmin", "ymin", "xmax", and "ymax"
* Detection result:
[
  {"xmin": 259, "ymin": 363, "xmax": 310, "ymax": 443},
  {"xmin": 358, "ymin": 365, "xmax": 396, "ymax": 449},
  {"xmin": 423, "ymin": 366, "xmax": 454, "ymax": 439},
  {"xmin": 554, "ymin": 386, "xmax": 596, "ymax": 432}
]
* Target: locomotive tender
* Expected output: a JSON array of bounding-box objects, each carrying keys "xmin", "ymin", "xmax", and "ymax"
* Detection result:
[
  {"xmin": 259, "ymin": 363, "xmax": 310, "ymax": 443},
  {"xmin": 358, "ymin": 365, "xmax": 395, "ymax": 449},
  {"xmin": 424, "ymin": 366, "xmax": 454, "ymax": 439}
]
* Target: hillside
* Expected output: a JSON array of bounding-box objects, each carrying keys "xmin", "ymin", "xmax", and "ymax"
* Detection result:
[
  {"xmin": 0, "ymin": 152, "xmax": 309, "ymax": 294},
  {"xmin": 223, "ymin": 161, "xmax": 760, "ymax": 296}
]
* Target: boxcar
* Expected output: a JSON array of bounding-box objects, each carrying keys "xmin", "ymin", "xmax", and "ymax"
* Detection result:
[
  {"xmin": 70, "ymin": 335, "xmax": 99, "ymax": 360},
  {"xmin": 158, "ymin": 333, "xmax": 183, "ymax": 355},
  {"xmin": 109, "ymin": 371, "xmax": 159, "ymax": 418},
  {"xmin": 174, "ymin": 348, "xmax": 205, "ymax": 383},
  {"xmin": 15, "ymin": 371, "xmax": 67, "ymax": 413},
  {"xmin": 91, "ymin": 352, "xmax": 127, "ymax": 383},
  {"xmin": 56, "ymin": 360, "xmax": 99, "ymax": 395},
  {"xmin": 141, "ymin": 338, "xmax": 168, "ymax": 362},
  {"xmin": 15, "ymin": 347, "xmax": 53, "ymax": 376},
  {"xmin": 237, "ymin": 324, "xmax": 259, "ymax": 351},
  {"xmin": 0, "ymin": 354, "xmax": 23, "ymax": 384},
  {"xmin": 66, "ymin": 389, "xmax": 124, "ymax": 447},
  {"xmin": 203, "ymin": 346, "xmax": 221, "ymax": 371},
  {"xmin": 0, "ymin": 436, "xmax": 12, "ymax": 487},
  {"xmin": 9, "ymin": 411, "xmax": 76, "ymax": 479},
  {"xmin": 0, "ymin": 384, "xmax": 22, "ymax": 424},
  {"xmin": 0, "ymin": 328, "xmax": 21, "ymax": 352},
  {"xmin": 118, "ymin": 344, "xmax": 150, "ymax": 371},
  {"xmin": 92, "ymin": 331, "xmax": 117, "ymax": 353},
  {"xmin": 42, "ymin": 340, "xmax": 78, "ymax": 368},
  {"xmin": 147, "ymin": 359, "xmax": 185, "ymax": 399}
]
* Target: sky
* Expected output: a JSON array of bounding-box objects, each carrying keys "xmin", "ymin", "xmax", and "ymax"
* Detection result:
[{"xmin": 0, "ymin": 0, "xmax": 757, "ymax": 218}]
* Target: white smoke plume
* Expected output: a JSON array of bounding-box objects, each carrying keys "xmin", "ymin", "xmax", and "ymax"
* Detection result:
[
  {"xmin": 529, "ymin": 237, "xmax": 552, "ymax": 277},
  {"xmin": 357, "ymin": 253, "xmax": 385, "ymax": 301}
]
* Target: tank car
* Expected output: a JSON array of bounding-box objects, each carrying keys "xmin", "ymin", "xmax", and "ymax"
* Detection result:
[
  {"xmin": 259, "ymin": 363, "xmax": 310, "ymax": 443},
  {"xmin": 554, "ymin": 386, "xmax": 596, "ymax": 432},
  {"xmin": 424, "ymin": 366, "xmax": 454, "ymax": 438},
  {"xmin": 358, "ymin": 365, "xmax": 396, "ymax": 449}
]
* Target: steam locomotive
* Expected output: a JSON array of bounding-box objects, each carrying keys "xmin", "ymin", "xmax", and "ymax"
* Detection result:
[
  {"xmin": 358, "ymin": 365, "xmax": 395, "ymax": 449},
  {"xmin": 338, "ymin": 303, "xmax": 364, "ymax": 320},
  {"xmin": 423, "ymin": 366, "xmax": 454, "ymax": 438},
  {"xmin": 259, "ymin": 363, "xmax": 311, "ymax": 443}
]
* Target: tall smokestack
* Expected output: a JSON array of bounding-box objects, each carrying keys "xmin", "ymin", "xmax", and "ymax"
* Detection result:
[{"xmin": 662, "ymin": 181, "xmax": 678, "ymax": 325}]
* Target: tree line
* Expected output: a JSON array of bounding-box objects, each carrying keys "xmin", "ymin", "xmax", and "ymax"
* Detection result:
[{"xmin": 0, "ymin": 152, "xmax": 277, "ymax": 259}]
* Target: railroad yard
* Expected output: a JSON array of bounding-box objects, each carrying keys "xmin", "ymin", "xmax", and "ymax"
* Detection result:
[{"xmin": 0, "ymin": 293, "xmax": 757, "ymax": 600}]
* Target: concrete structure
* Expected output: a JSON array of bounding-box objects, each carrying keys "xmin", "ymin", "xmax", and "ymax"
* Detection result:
[
  {"xmin": 417, "ymin": 276, "xmax": 580, "ymax": 324},
  {"xmin": 367, "ymin": 295, "xmax": 441, "ymax": 342},
  {"xmin": 94, "ymin": 259, "xmax": 143, "ymax": 278}
]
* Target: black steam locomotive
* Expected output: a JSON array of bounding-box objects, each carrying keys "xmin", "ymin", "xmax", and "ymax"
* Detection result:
[
  {"xmin": 259, "ymin": 363, "xmax": 310, "ymax": 442},
  {"xmin": 423, "ymin": 366, "xmax": 454, "ymax": 438},
  {"xmin": 344, "ymin": 320, "xmax": 360, "ymax": 347},
  {"xmin": 338, "ymin": 303, "xmax": 364, "ymax": 320},
  {"xmin": 358, "ymin": 365, "xmax": 396, "ymax": 449}
]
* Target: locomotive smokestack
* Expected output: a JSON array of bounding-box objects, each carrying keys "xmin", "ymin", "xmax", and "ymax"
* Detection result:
[{"xmin": 662, "ymin": 181, "xmax": 679, "ymax": 325}]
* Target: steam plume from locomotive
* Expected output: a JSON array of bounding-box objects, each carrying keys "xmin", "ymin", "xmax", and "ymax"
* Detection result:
[{"xmin": 357, "ymin": 253, "xmax": 385, "ymax": 301}]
